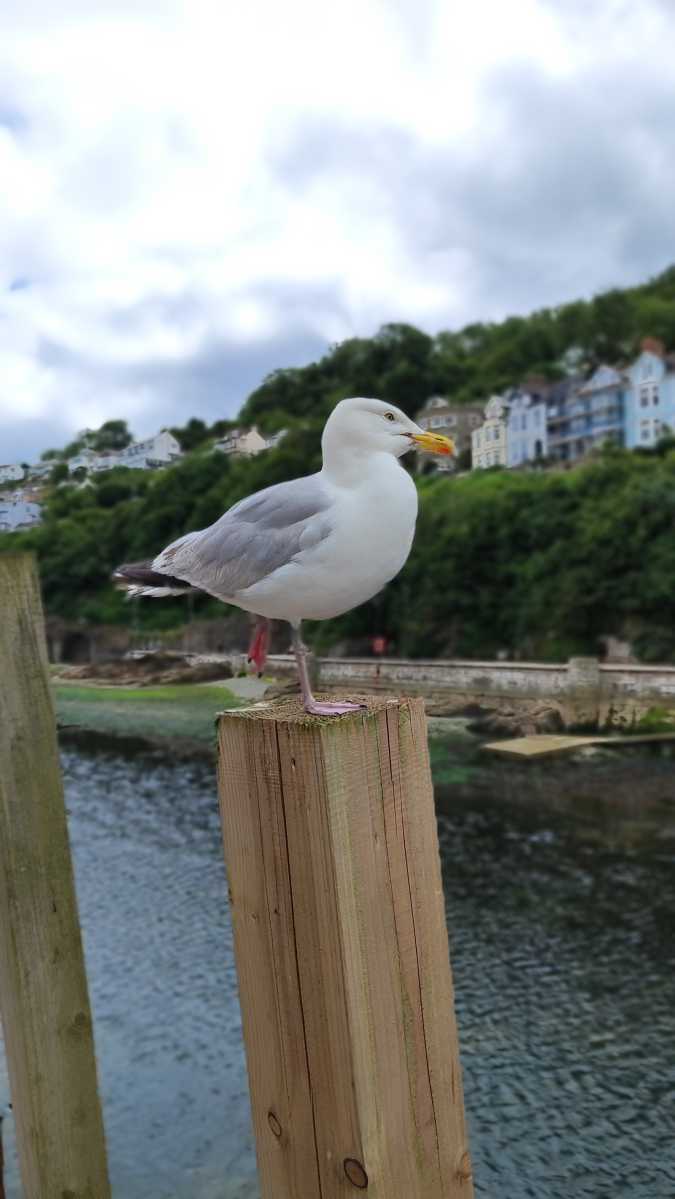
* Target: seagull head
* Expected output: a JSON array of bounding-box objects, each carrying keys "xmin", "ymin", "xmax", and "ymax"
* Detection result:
[{"xmin": 323, "ymin": 397, "xmax": 456, "ymax": 461}]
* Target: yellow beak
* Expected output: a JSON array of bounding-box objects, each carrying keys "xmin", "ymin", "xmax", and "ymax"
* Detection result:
[{"xmin": 410, "ymin": 430, "xmax": 455, "ymax": 456}]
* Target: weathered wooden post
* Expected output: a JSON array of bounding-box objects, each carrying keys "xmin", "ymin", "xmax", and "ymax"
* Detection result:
[
  {"xmin": 0, "ymin": 1109, "xmax": 6, "ymax": 1199},
  {"xmin": 0, "ymin": 554, "xmax": 111, "ymax": 1198},
  {"xmin": 217, "ymin": 696, "xmax": 473, "ymax": 1199}
]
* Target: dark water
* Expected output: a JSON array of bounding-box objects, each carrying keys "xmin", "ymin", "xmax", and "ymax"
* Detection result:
[{"xmin": 1, "ymin": 735, "xmax": 675, "ymax": 1198}]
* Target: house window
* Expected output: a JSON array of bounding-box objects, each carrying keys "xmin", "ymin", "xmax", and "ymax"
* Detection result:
[
  {"xmin": 640, "ymin": 386, "xmax": 650, "ymax": 407},
  {"xmin": 652, "ymin": 386, "xmax": 659, "ymax": 405},
  {"xmin": 521, "ymin": 414, "xmax": 527, "ymax": 431},
  {"xmin": 640, "ymin": 420, "xmax": 651, "ymax": 441}
]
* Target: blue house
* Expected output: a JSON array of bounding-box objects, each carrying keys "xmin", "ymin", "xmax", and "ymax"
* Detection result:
[
  {"xmin": 546, "ymin": 368, "xmax": 624, "ymax": 464},
  {"xmin": 623, "ymin": 338, "xmax": 675, "ymax": 449},
  {"xmin": 505, "ymin": 389, "xmax": 547, "ymax": 467}
]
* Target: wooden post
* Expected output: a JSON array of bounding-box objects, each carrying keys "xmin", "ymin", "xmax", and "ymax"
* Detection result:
[
  {"xmin": 0, "ymin": 554, "xmax": 111, "ymax": 1198},
  {"xmin": 217, "ymin": 696, "xmax": 473, "ymax": 1199},
  {"xmin": 0, "ymin": 1110, "xmax": 5, "ymax": 1199}
]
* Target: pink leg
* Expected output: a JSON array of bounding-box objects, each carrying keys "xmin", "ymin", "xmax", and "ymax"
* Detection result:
[
  {"xmin": 247, "ymin": 617, "xmax": 270, "ymax": 675},
  {"xmin": 291, "ymin": 625, "xmax": 365, "ymax": 716}
]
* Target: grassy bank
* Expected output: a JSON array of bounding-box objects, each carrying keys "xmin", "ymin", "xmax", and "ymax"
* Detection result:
[{"xmin": 54, "ymin": 682, "xmax": 243, "ymax": 749}]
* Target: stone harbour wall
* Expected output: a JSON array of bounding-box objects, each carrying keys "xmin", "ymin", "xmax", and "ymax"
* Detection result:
[{"xmin": 265, "ymin": 654, "xmax": 675, "ymax": 730}]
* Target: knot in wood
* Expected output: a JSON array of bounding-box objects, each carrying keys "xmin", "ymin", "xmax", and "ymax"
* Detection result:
[
  {"xmin": 343, "ymin": 1158, "xmax": 368, "ymax": 1189},
  {"xmin": 267, "ymin": 1110, "xmax": 282, "ymax": 1139},
  {"xmin": 456, "ymin": 1149, "xmax": 473, "ymax": 1183}
]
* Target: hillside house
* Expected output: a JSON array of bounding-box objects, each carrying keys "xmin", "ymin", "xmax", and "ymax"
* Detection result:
[
  {"xmin": 415, "ymin": 396, "xmax": 482, "ymax": 466},
  {"xmin": 0, "ymin": 463, "xmax": 24, "ymax": 484},
  {"xmin": 213, "ymin": 427, "xmax": 268, "ymax": 457},
  {"xmin": 264, "ymin": 428, "xmax": 288, "ymax": 450},
  {"xmin": 505, "ymin": 389, "xmax": 548, "ymax": 466},
  {"xmin": 69, "ymin": 430, "xmax": 182, "ymax": 474},
  {"xmin": 546, "ymin": 369, "xmax": 624, "ymax": 465},
  {"xmin": 471, "ymin": 396, "xmax": 509, "ymax": 468},
  {"xmin": 25, "ymin": 461, "xmax": 53, "ymax": 480},
  {"xmin": 68, "ymin": 449, "xmax": 99, "ymax": 474},
  {"xmin": 623, "ymin": 338, "xmax": 675, "ymax": 449},
  {"xmin": 0, "ymin": 497, "xmax": 42, "ymax": 531}
]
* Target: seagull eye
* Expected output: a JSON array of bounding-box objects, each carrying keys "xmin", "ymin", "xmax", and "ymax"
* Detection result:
[{"xmin": 384, "ymin": 411, "xmax": 396, "ymax": 422}]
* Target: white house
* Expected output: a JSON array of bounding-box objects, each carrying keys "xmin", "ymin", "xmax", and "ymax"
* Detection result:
[
  {"xmin": 118, "ymin": 429, "xmax": 182, "ymax": 467},
  {"xmin": 0, "ymin": 498, "xmax": 42, "ymax": 531},
  {"xmin": 68, "ymin": 449, "xmax": 99, "ymax": 474},
  {"xmin": 471, "ymin": 396, "xmax": 509, "ymax": 469},
  {"xmin": 70, "ymin": 430, "xmax": 183, "ymax": 474},
  {"xmin": 264, "ymin": 428, "xmax": 288, "ymax": 450},
  {"xmin": 505, "ymin": 389, "xmax": 548, "ymax": 467},
  {"xmin": 213, "ymin": 427, "xmax": 268, "ymax": 457},
  {"xmin": 0, "ymin": 464, "xmax": 24, "ymax": 484},
  {"xmin": 26, "ymin": 461, "xmax": 53, "ymax": 479}
]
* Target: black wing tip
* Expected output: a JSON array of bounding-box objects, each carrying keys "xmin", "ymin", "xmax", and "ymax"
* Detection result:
[{"xmin": 112, "ymin": 562, "xmax": 192, "ymax": 590}]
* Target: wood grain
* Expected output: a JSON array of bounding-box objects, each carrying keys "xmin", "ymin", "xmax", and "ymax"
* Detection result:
[
  {"xmin": 0, "ymin": 554, "xmax": 111, "ymax": 1199},
  {"xmin": 218, "ymin": 695, "xmax": 473, "ymax": 1199}
]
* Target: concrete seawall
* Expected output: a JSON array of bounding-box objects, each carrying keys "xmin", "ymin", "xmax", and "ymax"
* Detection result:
[{"xmin": 264, "ymin": 654, "xmax": 675, "ymax": 730}]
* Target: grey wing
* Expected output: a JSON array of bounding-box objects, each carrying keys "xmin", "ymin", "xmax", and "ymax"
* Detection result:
[{"xmin": 152, "ymin": 473, "xmax": 333, "ymax": 600}]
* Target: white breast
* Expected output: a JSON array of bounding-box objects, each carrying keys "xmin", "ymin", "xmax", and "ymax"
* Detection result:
[{"xmin": 236, "ymin": 456, "xmax": 418, "ymax": 623}]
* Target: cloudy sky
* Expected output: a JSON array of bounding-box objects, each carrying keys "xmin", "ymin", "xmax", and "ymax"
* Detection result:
[{"xmin": 2, "ymin": 0, "xmax": 675, "ymax": 463}]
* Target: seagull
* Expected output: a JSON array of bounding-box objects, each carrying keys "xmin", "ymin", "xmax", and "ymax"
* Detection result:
[{"xmin": 114, "ymin": 397, "xmax": 454, "ymax": 715}]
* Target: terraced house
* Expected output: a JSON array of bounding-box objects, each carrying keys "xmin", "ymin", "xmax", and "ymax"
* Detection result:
[
  {"xmin": 547, "ymin": 367, "xmax": 625, "ymax": 465},
  {"xmin": 471, "ymin": 338, "xmax": 675, "ymax": 471},
  {"xmin": 471, "ymin": 396, "xmax": 509, "ymax": 468},
  {"xmin": 415, "ymin": 395, "xmax": 483, "ymax": 464},
  {"xmin": 623, "ymin": 338, "xmax": 675, "ymax": 449},
  {"xmin": 504, "ymin": 389, "xmax": 547, "ymax": 466}
]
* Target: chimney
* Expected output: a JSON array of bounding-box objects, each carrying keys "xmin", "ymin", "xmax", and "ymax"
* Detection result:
[{"xmin": 641, "ymin": 336, "xmax": 665, "ymax": 357}]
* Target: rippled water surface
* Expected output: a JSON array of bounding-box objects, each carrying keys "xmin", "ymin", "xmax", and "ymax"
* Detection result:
[{"xmin": 1, "ymin": 735, "xmax": 674, "ymax": 1198}]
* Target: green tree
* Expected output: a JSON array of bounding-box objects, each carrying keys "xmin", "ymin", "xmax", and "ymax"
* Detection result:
[
  {"xmin": 91, "ymin": 420, "xmax": 132, "ymax": 452},
  {"xmin": 49, "ymin": 462, "xmax": 69, "ymax": 485}
]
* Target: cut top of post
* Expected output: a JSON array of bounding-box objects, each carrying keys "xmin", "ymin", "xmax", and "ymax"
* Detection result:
[{"xmin": 217, "ymin": 692, "xmax": 403, "ymax": 725}]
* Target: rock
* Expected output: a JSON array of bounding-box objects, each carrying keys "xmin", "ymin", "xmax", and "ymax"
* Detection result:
[{"xmin": 59, "ymin": 653, "xmax": 233, "ymax": 686}]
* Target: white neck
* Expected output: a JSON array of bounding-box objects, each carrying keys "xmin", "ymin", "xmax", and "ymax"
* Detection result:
[{"xmin": 321, "ymin": 441, "xmax": 403, "ymax": 487}]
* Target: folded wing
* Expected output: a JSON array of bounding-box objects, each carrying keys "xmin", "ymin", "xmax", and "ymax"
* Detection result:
[{"xmin": 152, "ymin": 473, "xmax": 334, "ymax": 601}]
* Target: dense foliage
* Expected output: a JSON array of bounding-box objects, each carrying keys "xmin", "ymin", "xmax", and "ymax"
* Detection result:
[
  {"xmin": 4, "ymin": 438, "xmax": 675, "ymax": 661},
  {"xmin": 4, "ymin": 265, "xmax": 675, "ymax": 660}
]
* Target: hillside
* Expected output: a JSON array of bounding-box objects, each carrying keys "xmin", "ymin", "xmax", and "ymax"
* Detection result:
[
  {"xmin": 236, "ymin": 264, "xmax": 675, "ymax": 432},
  {"xmin": 4, "ymin": 264, "xmax": 675, "ymax": 661}
]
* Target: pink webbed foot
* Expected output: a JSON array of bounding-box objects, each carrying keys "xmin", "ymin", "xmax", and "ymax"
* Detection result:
[{"xmin": 303, "ymin": 699, "xmax": 366, "ymax": 716}]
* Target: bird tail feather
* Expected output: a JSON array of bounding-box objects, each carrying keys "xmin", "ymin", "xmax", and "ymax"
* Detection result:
[{"xmin": 112, "ymin": 562, "xmax": 197, "ymax": 599}]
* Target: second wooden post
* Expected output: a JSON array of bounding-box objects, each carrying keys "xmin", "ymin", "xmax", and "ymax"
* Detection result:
[
  {"xmin": 217, "ymin": 696, "xmax": 473, "ymax": 1199},
  {"xmin": 0, "ymin": 553, "xmax": 110, "ymax": 1199}
]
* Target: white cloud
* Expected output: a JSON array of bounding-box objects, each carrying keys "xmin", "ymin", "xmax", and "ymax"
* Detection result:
[{"xmin": 1, "ymin": 0, "xmax": 675, "ymax": 460}]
